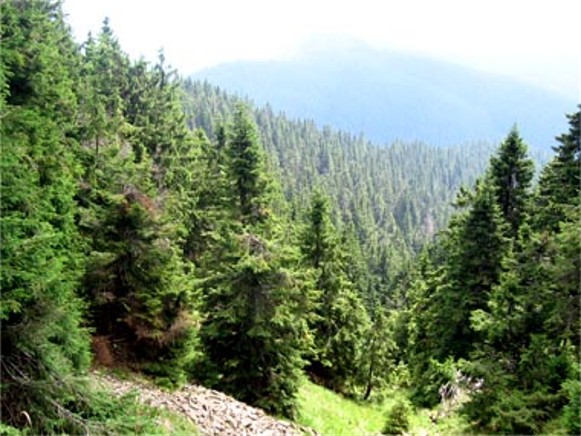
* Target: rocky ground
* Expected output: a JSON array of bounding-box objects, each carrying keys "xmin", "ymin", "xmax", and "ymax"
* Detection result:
[{"xmin": 95, "ymin": 372, "xmax": 317, "ymax": 435}]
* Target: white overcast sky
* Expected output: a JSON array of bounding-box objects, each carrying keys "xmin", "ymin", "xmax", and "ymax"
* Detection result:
[{"xmin": 63, "ymin": 0, "xmax": 580, "ymax": 99}]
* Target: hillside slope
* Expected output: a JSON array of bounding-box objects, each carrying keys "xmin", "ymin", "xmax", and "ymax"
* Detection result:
[
  {"xmin": 191, "ymin": 38, "xmax": 575, "ymax": 148},
  {"xmin": 183, "ymin": 80, "xmax": 495, "ymax": 278}
]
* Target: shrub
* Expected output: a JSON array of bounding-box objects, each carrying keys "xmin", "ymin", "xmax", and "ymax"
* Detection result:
[{"xmin": 382, "ymin": 398, "xmax": 412, "ymax": 435}]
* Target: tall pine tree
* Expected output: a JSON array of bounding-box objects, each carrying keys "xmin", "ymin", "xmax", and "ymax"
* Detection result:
[
  {"xmin": 488, "ymin": 127, "xmax": 534, "ymax": 238},
  {"xmin": 198, "ymin": 105, "xmax": 309, "ymax": 418},
  {"xmin": 300, "ymin": 190, "xmax": 371, "ymax": 394}
]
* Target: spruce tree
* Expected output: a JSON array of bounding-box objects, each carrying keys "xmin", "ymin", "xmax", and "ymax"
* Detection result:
[
  {"xmin": 488, "ymin": 127, "xmax": 534, "ymax": 238},
  {"xmin": 407, "ymin": 180, "xmax": 509, "ymax": 406},
  {"xmin": 198, "ymin": 106, "xmax": 308, "ymax": 418},
  {"xmin": 300, "ymin": 191, "xmax": 371, "ymax": 394},
  {"xmin": 464, "ymin": 213, "xmax": 580, "ymax": 433},
  {"xmin": 359, "ymin": 307, "xmax": 396, "ymax": 400},
  {"xmin": 1, "ymin": 1, "xmax": 91, "ymax": 431},
  {"xmin": 423, "ymin": 181, "xmax": 508, "ymax": 360},
  {"xmin": 227, "ymin": 104, "xmax": 271, "ymax": 225},
  {"xmin": 76, "ymin": 23, "xmax": 197, "ymax": 383},
  {"xmin": 535, "ymin": 107, "xmax": 580, "ymax": 231},
  {"xmin": 460, "ymin": 113, "xmax": 580, "ymax": 433}
]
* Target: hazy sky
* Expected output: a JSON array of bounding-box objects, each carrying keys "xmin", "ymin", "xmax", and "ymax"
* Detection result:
[{"xmin": 63, "ymin": 0, "xmax": 580, "ymax": 99}]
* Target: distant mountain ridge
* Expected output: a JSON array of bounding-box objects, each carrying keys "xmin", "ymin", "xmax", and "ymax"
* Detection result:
[{"xmin": 191, "ymin": 38, "xmax": 576, "ymax": 149}]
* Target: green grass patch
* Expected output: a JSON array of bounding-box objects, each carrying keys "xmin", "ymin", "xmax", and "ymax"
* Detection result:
[
  {"xmin": 296, "ymin": 378, "xmax": 470, "ymax": 435},
  {"xmin": 297, "ymin": 379, "xmax": 386, "ymax": 435}
]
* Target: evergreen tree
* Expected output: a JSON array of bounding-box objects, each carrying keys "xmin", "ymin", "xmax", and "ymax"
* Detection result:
[
  {"xmin": 76, "ymin": 23, "xmax": 197, "ymax": 383},
  {"xmin": 198, "ymin": 106, "xmax": 308, "ymax": 418},
  {"xmin": 535, "ymin": 107, "xmax": 580, "ymax": 231},
  {"xmin": 301, "ymin": 191, "xmax": 371, "ymax": 394},
  {"xmin": 185, "ymin": 81, "xmax": 495, "ymax": 311},
  {"xmin": 460, "ymin": 113, "xmax": 580, "ymax": 433},
  {"xmin": 79, "ymin": 165, "xmax": 197, "ymax": 383},
  {"xmin": 1, "ymin": 1, "xmax": 91, "ymax": 431},
  {"xmin": 359, "ymin": 308, "xmax": 396, "ymax": 400},
  {"xmin": 488, "ymin": 127, "xmax": 534, "ymax": 238},
  {"xmin": 227, "ymin": 104, "xmax": 271, "ymax": 225},
  {"xmin": 80, "ymin": 18, "xmax": 129, "ymax": 150},
  {"xmin": 407, "ymin": 180, "xmax": 509, "ymax": 406},
  {"xmin": 464, "ymin": 214, "xmax": 579, "ymax": 433}
]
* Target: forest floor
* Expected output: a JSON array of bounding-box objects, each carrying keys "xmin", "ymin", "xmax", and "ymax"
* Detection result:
[{"xmin": 95, "ymin": 371, "xmax": 467, "ymax": 435}]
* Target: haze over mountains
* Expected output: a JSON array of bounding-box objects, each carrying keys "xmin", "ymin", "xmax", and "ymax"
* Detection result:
[{"xmin": 192, "ymin": 38, "xmax": 576, "ymax": 148}]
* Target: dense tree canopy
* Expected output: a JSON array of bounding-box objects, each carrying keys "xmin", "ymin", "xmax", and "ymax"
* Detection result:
[{"xmin": 1, "ymin": 2, "xmax": 578, "ymax": 433}]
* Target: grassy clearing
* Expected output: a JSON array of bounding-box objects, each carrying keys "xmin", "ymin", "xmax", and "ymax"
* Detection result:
[
  {"xmin": 296, "ymin": 379, "xmax": 386, "ymax": 435},
  {"xmin": 296, "ymin": 378, "xmax": 470, "ymax": 435}
]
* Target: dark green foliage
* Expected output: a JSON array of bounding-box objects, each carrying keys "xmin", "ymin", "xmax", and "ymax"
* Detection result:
[
  {"xmin": 4, "ymin": 1, "xmax": 579, "ymax": 432},
  {"xmin": 181, "ymin": 128, "xmax": 230, "ymax": 264},
  {"xmin": 185, "ymin": 80, "xmax": 495, "ymax": 292},
  {"xmin": 1, "ymin": 2, "xmax": 201, "ymax": 431},
  {"xmin": 459, "ymin": 145, "xmax": 579, "ymax": 433},
  {"xmin": 488, "ymin": 127, "xmax": 534, "ymax": 237},
  {"xmin": 227, "ymin": 104, "xmax": 272, "ymax": 225},
  {"xmin": 561, "ymin": 368, "xmax": 581, "ymax": 435},
  {"xmin": 460, "ymin": 354, "xmax": 565, "ymax": 434},
  {"xmin": 445, "ymin": 182, "xmax": 509, "ymax": 352},
  {"xmin": 197, "ymin": 108, "xmax": 308, "ymax": 418},
  {"xmin": 199, "ymin": 230, "xmax": 309, "ymax": 418},
  {"xmin": 534, "ymin": 107, "xmax": 580, "ymax": 231},
  {"xmin": 0, "ymin": 1, "xmax": 92, "ymax": 431},
  {"xmin": 407, "ymin": 180, "xmax": 508, "ymax": 405},
  {"xmin": 74, "ymin": 20, "xmax": 200, "ymax": 384},
  {"xmin": 464, "ymin": 208, "xmax": 580, "ymax": 432},
  {"xmin": 405, "ymin": 125, "xmax": 568, "ymax": 421},
  {"xmin": 80, "ymin": 177, "xmax": 196, "ymax": 382},
  {"xmin": 77, "ymin": 18, "xmax": 129, "ymax": 152},
  {"xmin": 301, "ymin": 191, "xmax": 371, "ymax": 394}
]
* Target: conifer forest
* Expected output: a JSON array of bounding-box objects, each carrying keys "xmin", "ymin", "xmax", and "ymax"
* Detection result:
[{"xmin": 1, "ymin": 1, "xmax": 579, "ymax": 434}]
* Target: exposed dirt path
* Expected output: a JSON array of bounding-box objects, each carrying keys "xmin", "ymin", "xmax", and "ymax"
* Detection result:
[{"xmin": 95, "ymin": 372, "xmax": 317, "ymax": 435}]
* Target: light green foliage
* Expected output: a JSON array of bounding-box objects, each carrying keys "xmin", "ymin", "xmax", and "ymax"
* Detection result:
[
  {"xmin": 297, "ymin": 379, "xmax": 386, "ymax": 435},
  {"xmin": 297, "ymin": 378, "xmax": 468, "ymax": 435},
  {"xmin": 382, "ymin": 397, "xmax": 412, "ymax": 435},
  {"xmin": 359, "ymin": 308, "xmax": 397, "ymax": 401}
]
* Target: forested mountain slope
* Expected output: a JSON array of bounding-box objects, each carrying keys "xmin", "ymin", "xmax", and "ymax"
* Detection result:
[
  {"xmin": 184, "ymin": 80, "xmax": 495, "ymax": 270},
  {"xmin": 191, "ymin": 38, "xmax": 575, "ymax": 148},
  {"xmin": 2, "ymin": 2, "xmax": 578, "ymax": 434}
]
